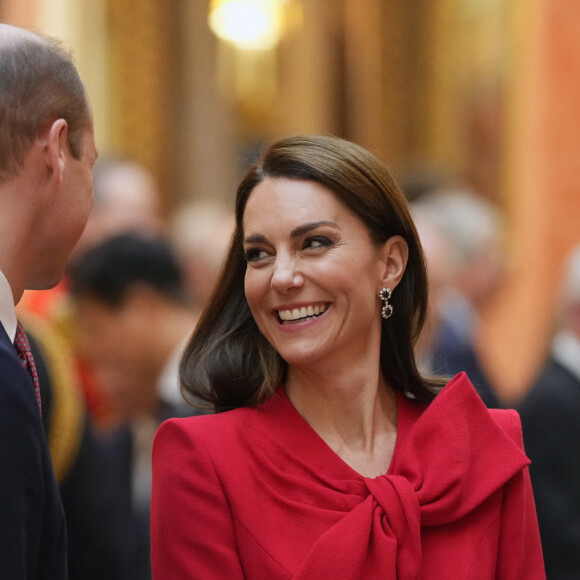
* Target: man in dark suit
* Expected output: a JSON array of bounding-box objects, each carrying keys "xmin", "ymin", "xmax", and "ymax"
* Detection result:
[
  {"xmin": 519, "ymin": 244, "xmax": 580, "ymax": 579},
  {"xmin": 0, "ymin": 24, "xmax": 97, "ymax": 578}
]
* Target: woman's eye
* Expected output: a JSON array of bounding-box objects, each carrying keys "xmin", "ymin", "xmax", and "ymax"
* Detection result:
[
  {"xmin": 304, "ymin": 236, "xmax": 333, "ymax": 250},
  {"xmin": 244, "ymin": 248, "xmax": 269, "ymax": 262}
]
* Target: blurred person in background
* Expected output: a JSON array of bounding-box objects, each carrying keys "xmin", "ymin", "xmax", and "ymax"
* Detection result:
[
  {"xmin": 68, "ymin": 232, "xmax": 203, "ymax": 580},
  {"xmin": 409, "ymin": 208, "xmax": 453, "ymax": 373},
  {"xmin": 75, "ymin": 156, "xmax": 165, "ymax": 257},
  {"xmin": 411, "ymin": 190, "xmax": 505, "ymax": 408},
  {"xmin": 518, "ymin": 243, "xmax": 580, "ymax": 579},
  {"xmin": 67, "ymin": 156, "xmax": 166, "ymax": 423},
  {"xmin": 170, "ymin": 200, "xmax": 235, "ymax": 310}
]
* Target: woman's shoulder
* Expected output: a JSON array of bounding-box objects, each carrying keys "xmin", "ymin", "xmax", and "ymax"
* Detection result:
[
  {"xmin": 155, "ymin": 402, "xmax": 272, "ymax": 452},
  {"xmin": 417, "ymin": 373, "xmax": 524, "ymax": 446},
  {"xmin": 159, "ymin": 404, "xmax": 254, "ymax": 433},
  {"xmin": 488, "ymin": 407, "xmax": 524, "ymax": 445}
]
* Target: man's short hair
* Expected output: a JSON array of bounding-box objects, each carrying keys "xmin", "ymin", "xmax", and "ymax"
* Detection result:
[
  {"xmin": 0, "ymin": 31, "xmax": 90, "ymax": 182},
  {"xmin": 68, "ymin": 233, "xmax": 189, "ymax": 308}
]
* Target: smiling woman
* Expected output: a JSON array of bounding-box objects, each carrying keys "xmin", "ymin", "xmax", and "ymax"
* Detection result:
[
  {"xmin": 180, "ymin": 135, "xmax": 438, "ymax": 412},
  {"xmin": 242, "ymin": 177, "xmax": 408, "ymax": 375},
  {"xmin": 150, "ymin": 135, "xmax": 545, "ymax": 579}
]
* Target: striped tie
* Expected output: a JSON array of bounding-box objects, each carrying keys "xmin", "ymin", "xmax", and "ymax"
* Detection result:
[{"xmin": 14, "ymin": 322, "xmax": 42, "ymax": 415}]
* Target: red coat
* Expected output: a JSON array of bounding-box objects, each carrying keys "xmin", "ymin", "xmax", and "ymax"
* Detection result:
[{"xmin": 151, "ymin": 373, "xmax": 545, "ymax": 579}]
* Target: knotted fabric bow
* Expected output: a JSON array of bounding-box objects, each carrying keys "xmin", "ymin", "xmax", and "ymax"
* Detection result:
[{"xmin": 291, "ymin": 374, "xmax": 530, "ymax": 580}]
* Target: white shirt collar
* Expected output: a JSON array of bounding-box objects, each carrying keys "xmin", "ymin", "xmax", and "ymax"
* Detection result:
[
  {"xmin": 0, "ymin": 269, "xmax": 17, "ymax": 342},
  {"xmin": 157, "ymin": 335, "xmax": 189, "ymax": 406},
  {"xmin": 552, "ymin": 330, "xmax": 580, "ymax": 383}
]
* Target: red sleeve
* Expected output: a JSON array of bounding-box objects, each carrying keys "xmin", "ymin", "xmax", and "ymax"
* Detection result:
[
  {"xmin": 150, "ymin": 418, "xmax": 245, "ymax": 579},
  {"xmin": 495, "ymin": 410, "xmax": 545, "ymax": 579}
]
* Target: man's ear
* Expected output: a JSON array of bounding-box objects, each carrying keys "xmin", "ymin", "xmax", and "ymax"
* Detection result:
[
  {"xmin": 44, "ymin": 119, "xmax": 69, "ymax": 184},
  {"xmin": 377, "ymin": 235, "xmax": 409, "ymax": 291}
]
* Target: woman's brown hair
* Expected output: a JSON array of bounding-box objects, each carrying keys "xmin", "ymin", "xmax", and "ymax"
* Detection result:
[{"xmin": 180, "ymin": 135, "xmax": 442, "ymax": 412}]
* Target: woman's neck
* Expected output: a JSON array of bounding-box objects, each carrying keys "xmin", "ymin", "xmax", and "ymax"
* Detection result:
[{"xmin": 285, "ymin": 364, "xmax": 398, "ymax": 478}]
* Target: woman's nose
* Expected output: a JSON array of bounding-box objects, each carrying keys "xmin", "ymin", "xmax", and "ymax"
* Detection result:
[{"xmin": 271, "ymin": 256, "xmax": 304, "ymax": 292}]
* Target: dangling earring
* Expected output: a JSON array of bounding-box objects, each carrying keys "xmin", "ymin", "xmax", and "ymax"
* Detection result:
[{"xmin": 379, "ymin": 288, "xmax": 393, "ymax": 319}]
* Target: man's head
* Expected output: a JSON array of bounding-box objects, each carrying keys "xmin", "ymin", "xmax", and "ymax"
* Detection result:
[
  {"xmin": 69, "ymin": 233, "xmax": 191, "ymax": 420},
  {"xmin": 0, "ymin": 24, "xmax": 92, "ymax": 182},
  {"xmin": 0, "ymin": 24, "xmax": 97, "ymax": 298}
]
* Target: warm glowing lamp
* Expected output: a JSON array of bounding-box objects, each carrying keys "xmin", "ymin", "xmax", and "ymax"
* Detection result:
[{"xmin": 208, "ymin": 0, "xmax": 283, "ymax": 51}]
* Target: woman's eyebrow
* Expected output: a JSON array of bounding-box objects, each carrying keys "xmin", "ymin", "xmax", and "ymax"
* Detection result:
[
  {"xmin": 290, "ymin": 220, "xmax": 339, "ymax": 238},
  {"xmin": 243, "ymin": 221, "xmax": 339, "ymax": 245},
  {"xmin": 243, "ymin": 233, "xmax": 268, "ymax": 245}
]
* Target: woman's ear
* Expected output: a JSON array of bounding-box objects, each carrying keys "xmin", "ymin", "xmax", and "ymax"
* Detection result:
[{"xmin": 377, "ymin": 235, "xmax": 409, "ymax": 291}]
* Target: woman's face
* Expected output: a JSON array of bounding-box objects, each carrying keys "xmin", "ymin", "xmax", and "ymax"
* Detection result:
[{"xmin": 242, "ymin": 177, "xmax": 389, "ymax": 370}]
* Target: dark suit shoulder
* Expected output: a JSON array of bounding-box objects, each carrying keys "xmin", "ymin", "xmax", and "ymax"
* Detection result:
[
  {"xmin": 517, "ymin": 358, "xmax": 580, "ymax": 578},
  {"xmin": 0, "ymin": 323, "xmax": 68, "ymax": 578},
  {"xmin": 0, "ymin": 328, "xmax": 42, "ymax": 421},
  {"xmin": 519, "ymin": 358, "xmax": 580, "ymax": 417}
]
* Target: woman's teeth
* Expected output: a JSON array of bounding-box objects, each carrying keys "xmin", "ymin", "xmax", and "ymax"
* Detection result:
[{"xmin": 278, "ymin": 304, "xmax": 326, "ymax": 322}]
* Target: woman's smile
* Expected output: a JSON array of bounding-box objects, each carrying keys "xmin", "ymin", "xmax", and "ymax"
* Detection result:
[{"xmin": 276, "ymin": 303, "xmax": 328, "ymax": 323}]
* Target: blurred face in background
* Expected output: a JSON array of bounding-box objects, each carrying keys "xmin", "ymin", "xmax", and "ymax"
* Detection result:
[
  {"xmin": 74, "ymin": 290, "xmax": 163, "ymax": 423},
  {"xmin": 458, "ymin": 234, "xmax": 506, "ymax": 310},
  {"xmin": 72, "ymin": 161, "xmax": 164, "ymax": 259}
]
